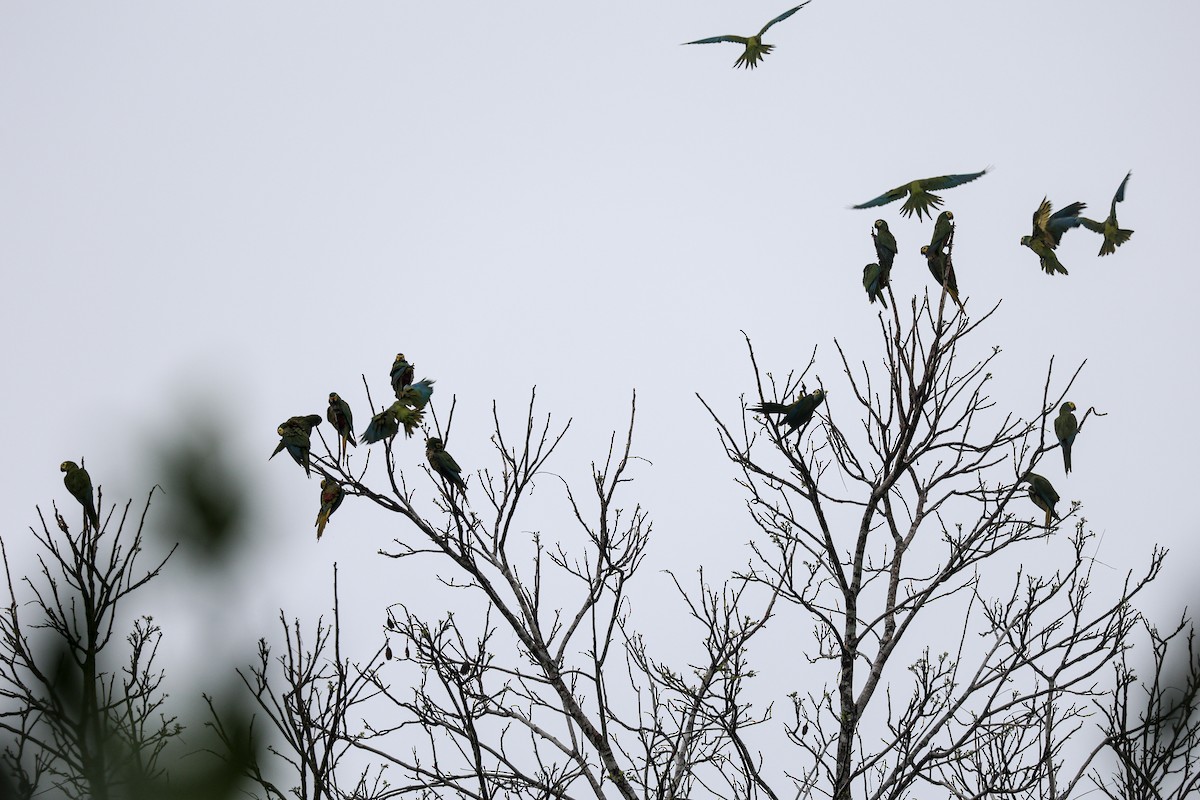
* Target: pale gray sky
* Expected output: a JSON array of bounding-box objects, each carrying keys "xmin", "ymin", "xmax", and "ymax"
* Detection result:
[{"xmin": 2, "ymin": 0, "xmax": 1198, "ymax": 780}]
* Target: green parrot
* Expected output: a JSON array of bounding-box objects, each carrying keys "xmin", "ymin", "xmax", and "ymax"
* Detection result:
[
  {"xmin": 315, "ymin": 478, "xmax": 345, "ymax": 540},
  {"xmin": 863, "ymin": 263, "xmax": 888, "ymax": 308},
  {"xmin": 872, "ymin": 219, "xmax": 898, "ymax": 272},
  {"xmin": 395, "ymin": 378, "xmax": 435, "ymax": 409},
  {"xmin": 852, "ymin": 169, "xmax": 988, "ymax": 222},
  {"xmin": 1021, "ymin": 235, "xmax": 1069, "ymax": 276},
  {"xmin": 390, "ymin": 353, "xmax": 414, "ymax": 395},
  {"xmin": 1080, "ymin": 171, "xmax": 1133, "ymax": 256},
  {"xmin": 920, "ymin": 245, "xmax": 964, "ymax": 311},
  {"xmin": 270, "ymin": 414, "xmax": 322, "ymax": 476},
  {"xmin": 361, "ymin": 407, "xmax": 399, "ymax": 444},
  {"xmin": 426, "ymin": 437, "xmax": 466, "ymax": 492},
  {"xmin": 1021, "ymin": 471, "xmax": 1061, "ymax": 527},
  {"xmin": 683, "ymin": 2, "xmax": 811, "ymax": 70},
  {"xmin": 750, "ymin": 388, "xmax": 826, "ymax": 431},
  {"xmin": 1022, "ymin": 197, "xmax": 1087, "ymax": 251},
  {"xmin": 60, "ymin": 460, "xmax": 100, "ymax": 529},
  {"xmin": 1054, "ymin": 401, "xmax": 1078, "ymax": 474},
  {"xmin": 326, "ymin": 392, "xmax": 356, "ymax": 462},
  {"xmin": 927, "ymin": 210, "xmax": 955, "ymax": 255},
  {"xmin": 391, "ymin": 401, "xmax": 425, "ymax": 437}
]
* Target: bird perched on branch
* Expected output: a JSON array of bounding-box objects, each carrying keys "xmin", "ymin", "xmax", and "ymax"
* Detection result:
[
  {"xmin": 390, "ymin": 353, "xmax": 414, "ymax": 395},
  {"xmin": 920, "ymin": 245, "xmax": 964, "ymax": 312},
  {"xmin": 872, "ymin": 219, "xmax": 898, "ymax": 273},
  {"xmin": 852, "ymin": 169, "xmax": 988, "ymax": 222},
  {"xmin": 271, "ymin": 415, "xmax": 322, "ymax": 476},
  {"xmin": 315, "ymin": 478, "xmax": 345, "ymax": 539},
  {"xmin": 683, "ymin": 2, "xmax": 811, "ymax": 70},
  {"xmin": 751, "ymin": 389, "xmax": 826, "ymax": 431},
  {"xmin": 1054, "ymin": 402, "xmax": 1078, "ymax": 474},
  {"xmin": 327, "ymin": 393, "xmax": 355, "ymax": 463},
  {"xmin": 60, "ymin": 460, "xmax": 100, "ymax": 530},
  {"xmin": 1080, "ymin": 171, "xmax": 1134, "ymax": 256},
  {"xmin": 1022, "ymin": 472, "xmax": 1061, "ymax": 526},
  {"xmin": 426, "ymin": 437, "xmax": 466, "ymax": 493}
]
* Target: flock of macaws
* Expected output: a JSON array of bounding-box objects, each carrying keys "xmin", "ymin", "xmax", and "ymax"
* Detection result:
[
  {"xmin": 263, "ymin": 353, "xmax": 466, "ymax": 539},
  {"xmin": 54, "ymin": 5, "xmax": 1123, "ymax": 543}
]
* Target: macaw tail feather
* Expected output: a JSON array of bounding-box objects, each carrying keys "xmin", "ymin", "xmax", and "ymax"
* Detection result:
[
  {"xmin": 316, "ymin": 510, "xmax": 330, "ymax": 539},
  {"xmin": 750, "ymin": 402, "xmax": 789, "ymax": 415},
  {"xmin": 1062, "ymin": 444, "xmax": 1072, "ymax": 474},
  {"xmin": 1099, "ymin": 228, "xmax": 1133, "ymax": 256}
]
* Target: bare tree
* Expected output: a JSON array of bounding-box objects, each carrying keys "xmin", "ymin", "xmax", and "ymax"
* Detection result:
[{"xmin": 0, "ymin": 489, "xmax": 179, "ymax": 799}]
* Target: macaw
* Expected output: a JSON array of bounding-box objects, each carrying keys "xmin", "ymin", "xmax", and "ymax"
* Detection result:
[
  {"xmin": 852, "ymin": 169, "xmax": 988, "ymax": 222},
  {"xmin": 390, "ymin": 353, "xmax": 414, "ymax": 395},
  {"xmin": 1054, "ymin": 401, "xmax": 1078, "ymax": 474},
  {"xmin": 270, "ymin": 415, "xmax": 322, "ymax": 476},
  {"xmin": 920, "ymin": 245, "xmax": 964, "ymax": 311},
  {"xmin": 750, "ymin": 389, "xmax": 826, "ymax": 431},
  {"xmin": 327, "ymin": 393, "xmax": 356, "ymax": 462},
  {"xmin": 315, "ymin": 478, "xmax": 345, "ymax": 540},
  {"xmin": 392, "ymin": 402, "xmax": 425, "ymax": 437},
  {"xmin": 60, "ymin": 460, "xmax": 100, "ymax": 529},
  {"xmin": 1021, "ymin": 236, "xmax": 1069, "ymax": 276},
  {"xmin": 1022, "ymin": 197, "xmax": 1087, "ymax": 251},
  {"xmin": 426, "ymin": 437, "xmax": 466, "ymax": 492},
  {"xmin": 863, "ymin": 263, "xmax": 888, "ymax": 308},
  {"xmin": 928, "ymin": 210, "xmax": 954, "ymax": 255},
  {"xmin": 1021, "ymin": 471, "xmax": 1061, "ymax": 526},
  {"xmin": 395, "ymin": 378, "xmax": 435, "ymax": 409},
  {"xmin": 1080, "ymin": 171, "xmax": 1133, "ymax": 256},
  {"xmin": 683, "ymin": 2, "xmax": 811, "ymax": 70},
  {"xmin": 361, "ymin": 407, "xmax": 399, "ymax": 444},
  {"xmin": 872, "ymin": 219, "xmax": 898, "ymax": 272}
]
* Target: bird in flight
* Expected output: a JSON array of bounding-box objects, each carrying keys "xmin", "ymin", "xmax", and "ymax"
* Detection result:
[
  {"xmin": 851, "ymin": 169, "xmax": 989, "ymax": 222},
  {"xmin": 683, "ymin": 2, "xmax": 812, "ymax": 70}
]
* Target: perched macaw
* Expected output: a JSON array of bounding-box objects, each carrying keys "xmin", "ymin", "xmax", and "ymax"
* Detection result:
[
  {"xmin": 927, "ymin": 210, "xmax": 955, "ymax": 255},
  {"xmin": 1054, "ymin": 401, "xmax": 1078, "ymax": 474},
  {"xmin": 920, "ymin": 245, "xmax": 964, "ymax": 311},
  {"xmin": 390, "ymin": 353, "xmax": 414, "ymax": 395},
  {"xmin": 1022, "ymin": 471, "xmax": 1061, "ymax": 526},
  {"xmin": 852, "ymin": 169, "xmax": 988, "ymax": 222},
  {"xmin": 1022, "ymin": 198, "xmax": 1087, "ymax": 252},
  {"xmin": 1080, "ymin": 171, "xmax": 1133, "ymax": 256},
  {"xmin": 361, "ymin": 407, "xmax": 399, "ymax": 444},
  {"xmin": 271, "ymin": 415, "xmax": 322, "ymax": 476},
  {"xmin": 872, "ymin": 219, "xmax": 898, "ymax": 272},
  {"xmin": 426, "ymin": 437, "xmax": 466, "ymax": 492},
  {"xmin": 395, "ymin": 378, "xmax": 435, "ymax": 409},
  {"xmin": 683, "ymin": 2, "xmax": 811, "ymax": 70},
  {"xmin": 60, "ymin": 460, "xmax": 100, "ymax": 529},
  {"xmin": 1021, "ymin": 236, "xmax": 1069, "ymax": 276},
  {"xmin": 750, "ymin": 389, "xmax": 826, "ymax": 431},
  {"xmin": 863, "ymin": 263, "xmax": 888, "ymax": 308},
  {"xmin": 327, "ymin": 393, "xmax": 356, "ymax": 462},
  {"xmin": 315, "ymin": 478, "xmax": 345, "ymax": 540}
]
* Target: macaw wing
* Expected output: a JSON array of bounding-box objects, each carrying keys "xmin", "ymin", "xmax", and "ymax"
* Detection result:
[
  {"xmin": 758, "ymin": 1, "xmax": 811, "ymax": 35},
  {"xmin": 852, "ymin": 185, "xmax": 909, "ymax": 210},
  {"xmin": 1031, "ymin": 198, "xmax": 1052, "ymax": 234},
  {"xmin": 920, "ymin": 169, "xmax": 988, "ymax": 191},
  {"xmin": 684, "ymin": 35, "xmax": 749, "ymax": 45},
  {"xmin": 1113, "ymin": 170, "xmax": 1132, "ymax": 205}
]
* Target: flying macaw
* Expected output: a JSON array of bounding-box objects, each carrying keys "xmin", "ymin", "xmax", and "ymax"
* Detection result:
[
  {"xmin": 1054, "ymin": 401, "xmax": 1078, "ymax": 474},
  {"xmin": 1021, "ymin": 236, "xmax": 1069, "ymax": 276},
  {"xmin": 683, "ymin": 2, "xmax": 811, "ymax": 70},
  {"xmin": 1021, "ymin": 471, "xmax": 1061, "ymax": 526},
  {"xmin": 852, "ymin": 169, "xmax": 988, "ymax": 222},
  {"xmin": 60, "ymin": 460, "xmax": 100, "ymax": 529},
  {"xmin": 361, "ymin": 407, "xmax": 399, "ymax": 444},
  {"xmin": 395, "ymin": 378, "xmax": 435, "ymax": 409},
  {"xmin": 271, "ymin": 414, "xmax": 322, "ymax": 476},
  {"xmin": 863, "ymin": 263, "xmax": 888, "ymax": 308},
  {"xmin": 920, "ymin": 245, "xmax": 964, "ymax": 311},
  {"xmin": 1022, "ymin": 197, "xmax": 1087, "ymax": 252},
  {"xmin": 392, "ymin": 402, "xmax": 425, "ymax": 437},
  {"xmin": 872, "ymin": 219, "xmax": 898, "ymax": 272},
  {"xmin": 751, "ymin": 389, "xmax": 826, "ymax": 431},
  {"xmin": 315, "ymin": 478, "xmax": 345, "ymax": 540},
  {"xmin": 327, "ymin": 393, "xmax": 356, "ymax": 462},
  {"xmin": 390, "ymin": 353, "xmax": 414, "ymax": 395},
  {"xmin": 1080, "ymin": 171, "xmax": 1133, "ymax": 256},
  {"xmin": 927, "ymin": 210, "xmax": 955, "ymax": 255},
  {"xmin": 426, "ymin": 437, "xmax": 466, "ymax": 492}
]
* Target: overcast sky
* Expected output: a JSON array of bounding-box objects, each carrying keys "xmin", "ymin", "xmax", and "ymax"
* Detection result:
[{"xmin": 2, "ymin": 0, "xmax": 1198, "ymax": 770}]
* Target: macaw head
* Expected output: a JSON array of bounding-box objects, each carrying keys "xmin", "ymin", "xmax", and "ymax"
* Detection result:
[{"xmin": 60, "ymin": 461, "xmax": 77, "ymax": 473}]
